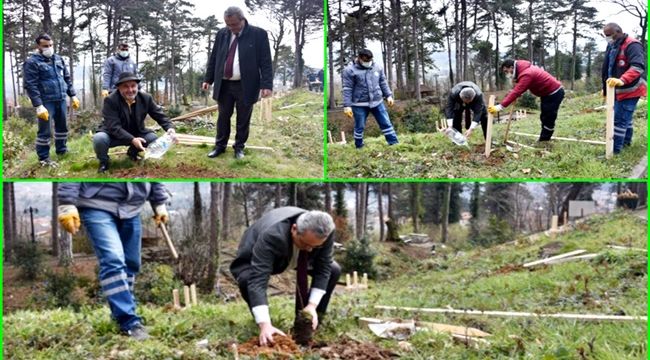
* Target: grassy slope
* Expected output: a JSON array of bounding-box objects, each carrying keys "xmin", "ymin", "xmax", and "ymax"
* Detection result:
[
  {"xmin": 4, "ymin": 90, "xmax": 323, "ymax": 179},
  {"xmin": 327, "ymin": 95, "xmax": 647, "ymax": 179},
  {"xmin": 4, "ymin": 211, "xmax": 646, "ymax": 359}
]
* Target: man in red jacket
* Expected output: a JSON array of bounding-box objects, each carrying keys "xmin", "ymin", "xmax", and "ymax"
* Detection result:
[
  {"xmin": 601, "ymin": 23, "xmax": 647, "ymax": 154},
  {"xmin": 488, "ymin": 59, "xmax": 565, "ymax": 141}
]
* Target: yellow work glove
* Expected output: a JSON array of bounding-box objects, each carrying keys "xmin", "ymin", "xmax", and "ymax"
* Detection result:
[
  {"xmin": 606, "ymin": 78, "xmax": 624, "ymax": 87},
  {"xmin": 343, "ymin": 107, "xmax": 353, "ymax": 118},
  {"xmin": 488, "ymin": 104, "xmax": 503, "ymax": 114},
  {"xmin": 153, "ymin": 204, "xmax": 169, "ymax": 225},
  {"xmin": 36, "ymin": 105, "xmax": 49, "ymax": 121},
  {"xmin": 58, "ymin": 205, "xmax": 80, "ymax": 235},
  {"xmin": 71, "ymin": 96, "xmax": 80, "ymax": 110},
  {"xmin": 101, "ymin": 90, "xmax": 109, "ymax": 98},
  {"xmin": 386, "ymin": 96, "xmax": 395, "ymax": 107}
]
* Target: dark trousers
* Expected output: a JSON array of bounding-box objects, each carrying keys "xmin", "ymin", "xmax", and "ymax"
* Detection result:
[
  {"xmin": 539, "ymin": 88, "xmax": 565, "ymax": 141},
  {"xmin": 93, "ymin": 131, "xmax": 157, "ymax": 163},
  {"xmin": 215, "ymin": 80, "xmax": 254, "ymax": 151},
  {"xmin": 36, "ymin": 100, "xmax": 68, "ymax": 160},
  {"xmin": 452, "ymin": 107, "xmax": 487, "ymax": 139},
  {"xmin": 236, "ymin": 260, "xmax": 341, "ymax": 318}
]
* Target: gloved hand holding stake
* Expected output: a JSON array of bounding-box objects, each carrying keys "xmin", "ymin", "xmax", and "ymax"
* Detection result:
[{"xmin": 58, "ymin": 205, "xmax": 80, "ymax": 234}]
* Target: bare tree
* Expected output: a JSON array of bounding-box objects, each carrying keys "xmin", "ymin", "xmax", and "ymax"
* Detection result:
[
  {"xmin": 52, "ymin": 183, "xmax": 59, "ymax": 256},
  {"xmin": 221, "ymin": 183, "xmax": 231, "ymax": 241},
  {"xmin": 441, "ymin": 183, "xmax": 451, "ymax": 243},
  {"xmin": 376, "ymin": 183, "xmax": 384, "ymax": 241},
  {"xmin": 610, "ymin": 0, "xmax": 648, "ymax": 50}
]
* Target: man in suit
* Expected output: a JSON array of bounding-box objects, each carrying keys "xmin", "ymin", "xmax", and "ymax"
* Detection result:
[
  {"xmin": 58, "ymin": 182, "xmax": 169, "ymax": 340},
  {"xmin": 202, "ymin": 6, "xmax": 273, "ymax": 160},
  {"xmin": 93, "ymin": 72, "xmax": 176, "ymax": 173},
  {"xmin": 230, "ymin": 207, "xmax": 340, "ymax": 346}
]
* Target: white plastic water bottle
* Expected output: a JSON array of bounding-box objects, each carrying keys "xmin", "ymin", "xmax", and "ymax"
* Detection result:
[
  {"xmin": 144, "ymin": 133, "xmax": 175, "ymax": 159},
  {"xmin": 443, "ymin": 127, "xmax": 469, "ymax": 146}
]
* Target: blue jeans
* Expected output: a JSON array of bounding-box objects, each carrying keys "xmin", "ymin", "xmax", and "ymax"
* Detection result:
[
  {"xmin": 613, "ymin": 97, "xmax": 640, "ymax": 153},
  {"xmin": 352, "ymin": 103, "xmax": 398, "ymax": 148},
  {"xmin": 80, "ymin": 208, "xmax": 142, "ymax": 331},
  {"xmin": 36, "ymin": 100, "xmax": 68, "ymax": 160}
]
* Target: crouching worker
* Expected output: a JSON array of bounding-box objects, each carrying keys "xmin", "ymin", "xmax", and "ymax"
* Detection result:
[
  {"xmin": 58, "ymin": 182, "xmax": 169, "ymax": 340},
  {"xmin": 342, "ymin": 49, "xmax": 398, "ymax": 148},
  {"xmin": 230, "ymin": 207, "xmax": 340, "ymax": 346},
  {"xmin": 93, "ymin": 72, "xmax": 176, "ymax": 173},
  {"xmin": 444, "ymin": 81, "xmax": 488, "ymax": 139}
]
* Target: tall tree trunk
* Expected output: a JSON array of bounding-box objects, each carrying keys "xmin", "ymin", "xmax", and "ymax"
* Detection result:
[
  {"xmin": 193, "ymin": 182, "xmax": 203, "ymax": 234},
  {"xmin": 324, "ymin": 183, "xmax": 332, "ymax": 212},
  {"xmin": 441, "ymin": 183, "xmax": 451, "ymax": 243},
  {"xmin": 221, "ymin": 183, "xmax": 231, "ymax": 241},
  {"xmin": 387, "ymin": 182, "xmax": 394, "ymax": 220},
  {"xmin": 393, "ymin": 0, "xmax": 404, "ymax": 91},
  {"xmin": 410, "ymin": 183, "xmax": 420, "ymax": 232},
  {"xmin": 39, "ymin": 0, "xmax": 53, "ymax": 34},
  {"xmin": 570, "ymin": 10, "xmax": 578, "ymax": 90},
  {"xmin": 274, "ymin": 184, "xmax": 282, "ymax": 208},
  {"xmin": 377, "ymin": 183, "xmax": 384, "ymax": 241},
  {"xmin": 68, "ymin": 0, "xmax": 76, "ymax": 118},
  {"xmin": 52, "ymin": 183, "xmax": 59, "ymax": 256},
  {"xmin": 288, "ymin": 183, "xmax": 298, "ymax": 206},
  {"xmin": 412, "ymin": 0, "xmax": 421, "ymax": 100},
  {"xmin": 204, "ymin": 183, "xmax": 221, "ymax": 292},
  {"xmin": 527, "ymin": 0, "xmax": 534, "ymax": 61},
  {"xmin": 3, "ymin": 183, "xmax": 15, "ymax": 261},
  {"xmin": 327, "ymin": 1, "xmax": 336, "ymax": 108}
]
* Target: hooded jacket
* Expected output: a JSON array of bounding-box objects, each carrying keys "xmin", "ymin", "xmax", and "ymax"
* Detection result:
[
  {"xmin": 500, "ymin": 60, "xmax": 562, "ymax": 108},
  {"xmin": 342, "ymin": 60, "xmax": 392, "ymax": 108}
]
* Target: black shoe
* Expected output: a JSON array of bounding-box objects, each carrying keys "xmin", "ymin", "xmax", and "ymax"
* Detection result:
[
  {"xmin": 98, "ymin": 161, "xmax": 109, "ymax": 173},
  {"xmin": 208, "ymin": 147, "xmax": 226, "ymax": 158},
  {"xmin": 234, "ymin": 149, "xmax": 245, "ymax": 159}
]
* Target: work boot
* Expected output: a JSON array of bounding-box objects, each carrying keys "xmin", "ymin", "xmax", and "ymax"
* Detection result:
[
  {"xmin": 98, "ymin": 161, "xmax": 110, "ymax": 173},
  {"xmin": 127, "ymin": 146, "xmax": 142, "ymax": 162},
  {"xmin": 234, "ymin": 149, "xmax": 245, "ymax": 160},
  {"xmin": 39, "ymin": 158, "xmax": 59, "ymax": 168},
  {"xmin": 125, "ymin": 323, "xmax": 150, "ymax": 341}
]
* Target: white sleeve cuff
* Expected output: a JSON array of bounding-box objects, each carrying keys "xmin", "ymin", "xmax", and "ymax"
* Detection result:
[
  {"xmin": 308, "ymin": 288, "xmax": 326, "ymax": 306},
  {"xmin": 495, "ymin": 104, "xmax": 504, "ymax": 112},
  {"xmin": 446, "ymin": 118, "xmax": 454, "ymax": 127},
  {"xmin": 251, "ymin": 305, "xmax": 271, "ymax": 324},
  {"xmin": 469, "ymin": 121, "xmax": 479, "ymax": 130}
]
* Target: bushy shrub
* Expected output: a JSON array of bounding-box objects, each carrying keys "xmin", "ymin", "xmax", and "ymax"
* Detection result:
[
  {"xmin": 14, "ymin": 242, "xmax": 43, "ymax": 280},
  {"xmin": 518, "ymin": 91, "xmax": 538, "ymax": 110},
  {"xmin": 341, "ymin": 237, "xmax": 377, "ymax": 278},
  {"xmin": 135, "ymin": 262, "xmax": 181, "ymax": 305},
  {"xmin": 167, "ymin": 105, "xmax": 183, "ymax": 119},
  {"xmin": 400, "ymin": 101, "xmax": 439, "ymax": 133},
  {"xmin": 470, "ymin": 216, "xmax": 515, "ymax": 247},
  {"xmin": 44, "ymin": 270, "xmax": 79, "ymax": 308}
]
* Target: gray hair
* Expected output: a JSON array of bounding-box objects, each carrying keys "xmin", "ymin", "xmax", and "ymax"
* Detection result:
[
  {"xmin": 459, "ymin": 87, "xmax": 476, "ymax": 102},
  {"xmin": 224, "ymin": 6, "xmax": 245, "ymax": 20},
  {"xmin": 605, "ymin": 23, "xmax": 623, "ymax": 34},
  {"xmin": 296, "ymin": 211, "xmax": 335, "ymax": 239}
]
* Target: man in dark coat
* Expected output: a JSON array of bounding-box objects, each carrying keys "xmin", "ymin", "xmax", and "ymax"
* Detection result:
[
  {"xmin": 230, "ymin": 207, "xmax": 340, "ymax": 346},
  {"xmin": 93, "ymin": 72, "xmax": 175, "ymax": 173},
  {"xmin": 444, "ymin": 81, "xmax": 487, "ymax": 139},
  {"xmin": 202, "ymin": 6, "xmax": 273, "ymax": 160}
]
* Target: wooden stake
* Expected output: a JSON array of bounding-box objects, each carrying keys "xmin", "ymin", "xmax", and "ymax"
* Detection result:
[
  {"xmin": 362, "ymin": 273, "xmax": 368, "ymax": 288},
  {"xmin": 340, "ymin": 131, "xmax": 347, "ymax": 144},
  {"xmin": 512, "ymin": 132, "xmax": 606, "ymax": 145},
  {"xmin": 551, "ymin": 215, "xmax": 559, "ymax": 239},
  {"xmin": 353, "ymin": 271, "xmax": 359, "ymax": 287},
  {"xmin": 605, "ymin": 84, "xmax": 615, "ymax": 159},
  {"xmin": 232, "ymin": 343, "xmax": 240, "ymax": 360},
  {"xmin": 184, "ymin": 285, "xmax": 191, "ymax": 308},
  {"xmin": 190, "ymin": 284, "xmax": 198, "ymax": 306},
  {"xmin": 523, "ymin": 249, "xmax": 587, "ymax": 268},
  {"xmin": 503, "ymin": 106, "xmax": 516, "ymax": 144},
  {"xmin": 346, "ymin": 273, "xmax": 351, "ymax": 288},
  {"xmin": 170, "ymin": 105, "xmax": 219, "ymax": 121},
  {"xmin": 563, "ymin": 211, "xmax": 568, "ymax": 225},
  {"xmin": 545, "ymin": 253, "xmax": 599, "ymax": 265},
  {"xmin": 374, "ymin": 305, "xmax": 647, "ymax": 322},
  {"xmin": 485, "ymin": 95, "xmax": 495, "ymax": 157},
  {"xmin": 159, "ymin": 223, "xmax": 179, "ymax": 259},
  {"xmin": 607, "ymin": 245, "xmax": 647, "ymax": 252},
  {"xmin": 172, "ymin": 289, "xmax": 180, "ymax": 309},
  {"xmin": 328, "ymin": 130, "xmax": 333, "ymax": 143}
]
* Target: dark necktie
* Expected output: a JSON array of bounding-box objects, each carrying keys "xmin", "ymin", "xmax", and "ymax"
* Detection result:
[
  {"xmin": 296, "ymin": 250, "xmax": 309, "ymax": 311},
  {"xmin": 224, "ymin": 34, "xmax": 238, "ymax": 79}
]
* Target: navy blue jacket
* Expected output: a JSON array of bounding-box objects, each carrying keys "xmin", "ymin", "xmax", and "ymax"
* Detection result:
[
  {"xmin": 23, "ymin": 53, "xmax": 76, "ymax": 107},
  {"xmin": 204, "ymin": 21, "xmax": 273, "ymax": 106}
]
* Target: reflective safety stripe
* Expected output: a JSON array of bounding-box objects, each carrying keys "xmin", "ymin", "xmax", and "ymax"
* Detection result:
[
  {"xmin": 103, "ymin": 284, "xmax": 130, "ymax": 297},
  {"xmin": 100, "ymin": 273, "xmax": 127, "ymax": 287}
]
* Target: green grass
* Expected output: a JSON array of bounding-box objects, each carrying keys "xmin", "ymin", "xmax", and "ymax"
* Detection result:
[
  {"xmin": 328, "ymin": 94, "xmax": 647, "ymax": 179},
  {"xmin": 4, "ymin": 90, "xmax": 323, "ymax": 179},
  {"xmin": 4, "ymin": 211, "xmax": 646, "ymax": 359}
]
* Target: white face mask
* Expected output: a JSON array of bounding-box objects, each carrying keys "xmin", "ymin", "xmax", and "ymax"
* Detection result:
[
  {"xmin": 361, "ymin": 60, "xmax": 373, "ymax": 68},
  {"xmin": 505, "ymin": 72, "xmax": 513, "ymax": 79},
  {"xmin": 605, "ymin": 35, "xmax": 615, "ymax": 45},
  {"xmin": 119, "ymin": 51, "xmax": 129, "ymax": 58},
  {"xmin": 41, "ymin": 47, "xmax": 53, "ymax": 58}
]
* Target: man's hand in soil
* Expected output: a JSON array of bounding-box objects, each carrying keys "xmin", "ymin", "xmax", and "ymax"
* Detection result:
[
  {"xmin": 131, "ymin": 137, "xmax": 147, "ymax": 151},
  {"xmin": 258, "ymin": 322, "xmax": 286, "ymax": 346},
  {"xmin": 303, "ymin": 303, "xmax": 319, "ymax": 330}
]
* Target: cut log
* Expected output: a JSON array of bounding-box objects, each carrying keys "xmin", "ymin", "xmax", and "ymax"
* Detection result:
[
  {"xmin": 606, "ymin": 84, "xmax": 615, "ymax": 159},
  {"xmin": 523, "ymin": 249, "xmax": 587, "ymax": 267},
  {"xmin": 512, "ymin": 132, "xmax": 606, "ymax": 145},
  {"xmin": 485, "ymin": 95, "xmax": 495, "ymax": 157},
  {"xmin": 544, "ymin": 253, "xmax": 599, "ymax": 265},
  {"xmin": 374, "ymin": 305, "xmax": 647, "ymax": 321},
  {"xmin": 171, "ymin": 105, "xmax": 219, "ymax": 121}
]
